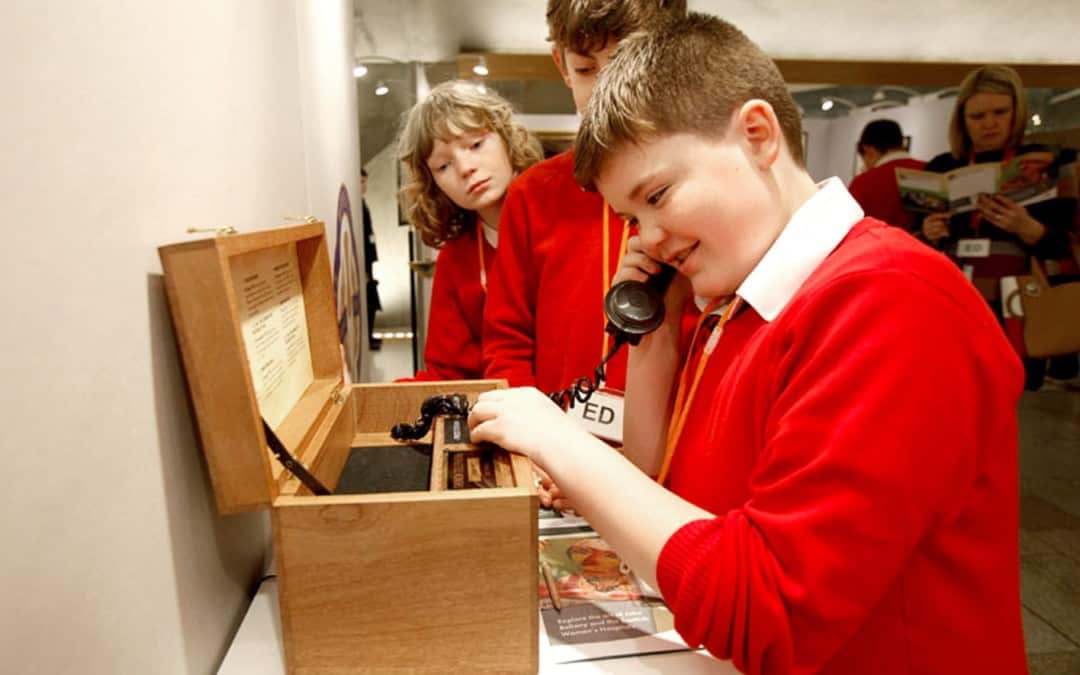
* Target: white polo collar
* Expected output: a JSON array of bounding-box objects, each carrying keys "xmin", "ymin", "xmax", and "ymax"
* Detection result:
[
  {"xmin": 696, "ymin": 177, "xmax": 863, "ymax": 321},
  {"xmin": 874, "ymin": 150, "xmax": 911, "ymax": 166}
]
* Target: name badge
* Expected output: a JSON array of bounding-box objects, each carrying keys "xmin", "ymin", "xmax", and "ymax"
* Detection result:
[
  {"xmin": 956, "ymin": 238, "xmax": 991, "ymax": 258},
  {"xmin": 567, "ymin": 389, "xmax": 624, "ymax": 444}
]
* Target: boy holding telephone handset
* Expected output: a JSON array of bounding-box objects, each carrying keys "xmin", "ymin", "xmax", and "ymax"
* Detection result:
[{"xmin": 470, "ymin": 13, "xmax": 1027, "ymax": 674}]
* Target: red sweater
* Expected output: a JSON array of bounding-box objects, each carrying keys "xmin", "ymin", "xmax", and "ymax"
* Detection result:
[
  {"xmin": 412, "ymin": 226, "xmax": 494, "ymax": 381},
  {"xmin": 483, "ymin": 150, "xmax": 630, "ymax": 394},
  {"xmin": 656, "ymin": 219, "xmax": 1026, "ymax": 675},
  {"xmin": 848, "ymin": 157, "xmax": 926, "ymax": 232}
]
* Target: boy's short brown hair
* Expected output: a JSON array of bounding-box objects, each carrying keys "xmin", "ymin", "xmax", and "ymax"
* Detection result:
[
  {"xmin": 546, "ymin": 0, "xmax": 687, "ymax": 55},
  {"xmin": 575, "ymin": 12, "xmax": 805, "ymax": 189}
]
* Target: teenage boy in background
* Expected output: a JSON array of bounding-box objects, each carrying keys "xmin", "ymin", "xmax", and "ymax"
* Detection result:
[
  {"xmin": 469, "ymin": 13, "xmax": 1026, "ymax": 674},
  {"xmin": 848, "ymin": 119, "xmax": 926, "ymax": 232},
  {"xmin": 482, "ymin": 0, "xmax": 687, "ymax": 442}
]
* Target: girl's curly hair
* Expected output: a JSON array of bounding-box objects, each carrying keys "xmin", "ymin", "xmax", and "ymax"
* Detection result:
[{"xmin": 397, "ymin": 80, "xmax": 543, "ymax": 248}]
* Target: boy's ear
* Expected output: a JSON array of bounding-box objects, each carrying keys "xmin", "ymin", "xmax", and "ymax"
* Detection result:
[
  {"xmin": 551, "ymin": 47, "xmax": 573, "ymax": 89},
  {"xmin": 736, "ymin": 100, "xmax": 782, "ymax": 171}
]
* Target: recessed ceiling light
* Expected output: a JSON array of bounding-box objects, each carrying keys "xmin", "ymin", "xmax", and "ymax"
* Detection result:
[
  {"xmin": 353, "ymin": 64, "xmax": 368, "ymax": 79},
  {"xmin": 375, "ymin": 82, "xmax": 389, "ymax": 96}
]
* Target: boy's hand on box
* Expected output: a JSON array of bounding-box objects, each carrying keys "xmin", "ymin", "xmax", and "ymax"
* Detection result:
[{"xmin": 468, "ymin": 387, "xmax": 593, "ymax": 468}]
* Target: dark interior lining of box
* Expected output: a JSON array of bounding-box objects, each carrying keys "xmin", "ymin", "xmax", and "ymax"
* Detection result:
[{"xmin": 335, "ymin": 444, "xmax": 433, "ymax": 494}]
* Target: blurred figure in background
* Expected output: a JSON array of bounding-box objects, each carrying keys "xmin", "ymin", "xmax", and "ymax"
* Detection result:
[
  {"xmin": 920, "ymin": 65, "xmax": 1078, "ymax": 390},
  {"xmin": 361, "ymin": 167, "xmax": 382, "ymax": 351},
  {"xmin": 849, "ymin": 119, "xmax": 925, "ymax": 232}
]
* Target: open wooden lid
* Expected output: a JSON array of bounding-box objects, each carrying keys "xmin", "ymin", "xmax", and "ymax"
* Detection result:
[{"xmin": 159, "ymin": 223, "xmax": 344, "ymax": 514}]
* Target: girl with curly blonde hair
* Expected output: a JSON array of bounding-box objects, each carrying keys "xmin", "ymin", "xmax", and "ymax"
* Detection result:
[{"xmin": 397, "ymin": 80, "xmax": 542, "ymax": 380}]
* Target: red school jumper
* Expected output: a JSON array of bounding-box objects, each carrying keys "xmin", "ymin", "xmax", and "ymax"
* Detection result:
[
  {"xmin": 483, "ymin": 150, "xmax": 630, "ymax": 394},
  {"xmin": 412, "ymin": 225, "xmax": 494, "ymax": 381},
  {"xmin": 656, "ymin": 219, "xmax": 1027, "ymax": 674},
  {"xmin": 847, "ymin": 155, "xmax": 926, "ymax": 232}
]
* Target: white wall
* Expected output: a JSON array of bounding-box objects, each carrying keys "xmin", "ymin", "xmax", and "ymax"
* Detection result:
[
  {"xmin": 804, "ymin": 96, "xmax": 957, "ymax": 184},
  {"xmin": 296, "ymin": 2, "xmax": 365, "ymax": 243},
  {"xmin": 0, "ymin": 2, "xmax": 359, "ymax": 673},
  {"xmin": 355, "ymin": 0, "xmax": 1080, "ymax": 64}
]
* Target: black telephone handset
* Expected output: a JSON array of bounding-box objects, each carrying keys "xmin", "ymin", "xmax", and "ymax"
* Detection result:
[{"xmin": 604, "ymin": 263, "xmax": 677, "ymax": 346}]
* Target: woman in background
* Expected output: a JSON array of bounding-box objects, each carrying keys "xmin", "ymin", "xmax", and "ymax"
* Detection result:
[
  {"xmin": 397, "ymin": 81, "xmax": 542, "ymax": 380},
  {"xmin": 921, "ymin": 65, "xmax": 1078, "ymax": 389}
]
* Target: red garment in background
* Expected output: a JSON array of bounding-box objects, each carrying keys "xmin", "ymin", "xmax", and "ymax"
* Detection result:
[
  {"xmin": 848, "ymin": 156, "xmax": 926, "ymax": 232},
  {"xmin": 483, "ymin": 150, "xmax": 630, "ymax": 394},
  {"xmin": 409, "ymin": 226, "xmax": 494, "ymax": 381}
]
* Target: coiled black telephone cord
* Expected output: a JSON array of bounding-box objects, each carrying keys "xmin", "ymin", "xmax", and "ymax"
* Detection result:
[
  {"xmin": 545, "ymin": 340, "xmax": 623, "ymax": 411},
  {"xmin": 389, "ymin": 340, "xmax": 626, "ymax": 442}
]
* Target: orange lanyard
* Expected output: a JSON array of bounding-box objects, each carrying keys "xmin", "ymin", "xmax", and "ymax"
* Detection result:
[
  {"xmin": 601, "ymin": 201, "xmax": 631, "ymax": 360},
  {"xmin": 968, "ymin": 147, "xmax": 1015, "ymax": 235},
  {"xmin": 656, "ymin": 296, "xmax": 743, "ymax": 485},
  {"xmin": 477, "ymin": 219, "xmax": 488, "ymax": 294}
]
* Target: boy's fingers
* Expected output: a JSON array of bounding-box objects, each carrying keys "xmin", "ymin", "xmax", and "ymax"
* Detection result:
[
  {"xmin": 532, "ymin": 463, "xmax": 551, "ymax": 482},
  {"xmin": 469, "ymin": 420, "xmax": 500, "ymax": 445},
  {"xmin": 476, "ymin": 389, "xmax": 506, "ymax": 403},
  {"xmin": 467, "ymin": 402, "xmax": 499, "ymax": 427}
]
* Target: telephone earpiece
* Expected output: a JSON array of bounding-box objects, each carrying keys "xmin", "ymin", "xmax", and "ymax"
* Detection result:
[{"xmin": 604, "ymin": 263, "xmax": 677, "ymax": 346}]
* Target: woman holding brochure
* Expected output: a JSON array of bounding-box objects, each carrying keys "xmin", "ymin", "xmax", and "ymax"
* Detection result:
[{"xmin": 921, "ymin": 65, "xmax": 1078, "ymax": 390}]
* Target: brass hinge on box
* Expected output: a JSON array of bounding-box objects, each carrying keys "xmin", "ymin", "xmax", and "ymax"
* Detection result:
[
  {"xmin": 261, "ymin": 419, "xmax": 331, "ymax": 496},
  {"xmin": 186, "ymin": 226, "xmax": 238, "ymax": 236}
]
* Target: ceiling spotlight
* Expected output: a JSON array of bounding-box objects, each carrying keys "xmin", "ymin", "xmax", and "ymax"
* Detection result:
[
  {"xmin": 352, "ymin": 64, "xmax": 368, "ymax": 79},
  {"xmin": 819, "ymin": 96, "xmax": 856, "ymax": 113},
  {"xmin": 1031, "ymin": 114, "xmax": 1042, "ymax": 127},
  {"xmin": 374, "ymin": 82, "xmax": 389, "ymax": 96},
  {"xmin": 472, "ymin": 57, "xmax": 489, "ymax": 77}
]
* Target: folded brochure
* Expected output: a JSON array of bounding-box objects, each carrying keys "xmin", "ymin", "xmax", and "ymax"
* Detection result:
[
  {"xmin": 538, "ymin": 508, "xmax": 695, "ymax": 664},
  {"xmin": 896, "ymin": 148, "xmax": 1064, "ymax": 214}
]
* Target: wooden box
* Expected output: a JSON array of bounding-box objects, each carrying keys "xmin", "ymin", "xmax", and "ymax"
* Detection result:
[{"xmin": 159, "ymin": 223, "xmax": 538, "ymax": 674}]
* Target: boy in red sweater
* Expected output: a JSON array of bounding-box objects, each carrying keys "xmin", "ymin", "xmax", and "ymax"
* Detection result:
[
  {"xmin": 397, "ymin": 81, "xmax": 541, "ymax": 380},
  {"xmin": 470, "ymin": 14, "xmax": 1027, "ymax": 675},
  {"xmin": 482, "ymin": 0, "xmax": 686, "ymax": 439},
  {"xmin": 848, "ymin": 119, "xmax": 926, "ymax": 232}
]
